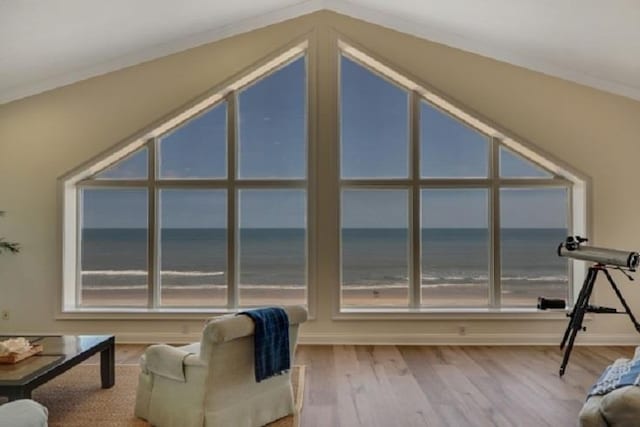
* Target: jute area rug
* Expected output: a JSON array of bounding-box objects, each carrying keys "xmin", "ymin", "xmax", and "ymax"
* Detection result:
[{"xmin": 15, "ymin": 364, "xmax": 304, "ymax": 427}]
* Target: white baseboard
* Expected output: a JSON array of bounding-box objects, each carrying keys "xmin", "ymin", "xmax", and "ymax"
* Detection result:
[{"xmin": 110, "ymin": 331, "xmax": 640, "ymax": 346}]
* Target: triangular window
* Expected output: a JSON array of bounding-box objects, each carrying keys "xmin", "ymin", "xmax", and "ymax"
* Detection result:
[
  {"xmin": 94, "ymin": 147, "xmax": 148, "ymax": 179},
  {"xmin": 340, "ymin": 55, "xmax": 409, "ymax": 179},
  {"xmin": 338, "ymin": 40, "xmax": 585, "ymax": 310},
  {"xmin": 63, "ymin": 42, "xmax": 309, "ymax": 311},
  {"xmin": 158, "ymin": 102, "xmax": 227, "ymax": 179},
  {"xmin": 420, "ymin": 101, "xmax": 488, "ymax": 178},
  {"xmin": 238, "ymin": 56, "xmax": 307, "ymax": 179},
  {"xmin": 499, "ymin": 146, "xmax": 552, "ymax": 178}
]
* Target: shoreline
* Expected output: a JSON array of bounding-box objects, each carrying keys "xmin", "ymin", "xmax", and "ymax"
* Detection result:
[{"xmin": 80, "ymin": 282, "xmax": 567, "ymax": 308}]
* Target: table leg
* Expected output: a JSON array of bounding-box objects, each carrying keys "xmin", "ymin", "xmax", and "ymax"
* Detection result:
[{"xmin": 100, "ymin": 339, "xmax": 115, "ymax": 388}]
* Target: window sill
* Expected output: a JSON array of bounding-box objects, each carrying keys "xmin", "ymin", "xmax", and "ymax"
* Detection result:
[{"xmin": 334, "ymin": 307, "xmax": 574, "ymax": 321}]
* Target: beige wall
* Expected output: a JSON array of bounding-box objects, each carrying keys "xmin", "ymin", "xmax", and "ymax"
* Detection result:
[{"xmin": 1, "ymin": 11, "xmax": 640, "ymax": 344}]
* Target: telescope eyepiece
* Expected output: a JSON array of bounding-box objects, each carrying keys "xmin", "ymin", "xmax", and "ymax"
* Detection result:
[{"xmin": 565, "ymin": 235, "xmax": 588, "ymax": 251}]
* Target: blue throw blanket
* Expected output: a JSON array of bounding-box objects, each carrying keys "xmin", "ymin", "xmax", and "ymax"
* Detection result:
[
  {"xmin": 239, "ymin": 307, "xmax": 290, "ymax": 383},
  {"xmin": 588, "ymin": 357, "xmax": 640, "ymax": 398}
]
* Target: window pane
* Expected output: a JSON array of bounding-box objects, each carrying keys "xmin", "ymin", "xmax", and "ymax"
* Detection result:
[
  {"xmin": 501, "ymin": 188, "xmax": 569, "ymax": 306},
  {"xmin": 159, "ymin": 102, "xmax": 227, "ymax": 179},
  {"xmin": 421, "ymin": 189, "xmax": 489, "ymax": 307},
  {"xmin": 95, "ymin": 148, "xmax": 148, "ymax": 179},
  {"xmin": 238, "ymin": 190, "xmax": 306, "ymax": 306},
  {"xmin": 80, "ymin": 189, "xmax": 148, "ymax": 306},
  {"xmin": 342, "ymin": 189, "xmax": 409, "ymax": 307},
  {"xmin": 340, "ymin": 56, "xmax": 409, "ymax": 178},
  {"xmin": 238, "ymin": 57, "xmax": 306, "ymax": 179},
  {"xmin": 500, "ymin": 147, "xmax": 551, "ymax": 178},
  {"xmin": 420, "ymin": 102, "xmax": 488, "ymax": 178},
  {"xmin": 159, "ymin": 190, "xmax": 227, "ymax": 307}
]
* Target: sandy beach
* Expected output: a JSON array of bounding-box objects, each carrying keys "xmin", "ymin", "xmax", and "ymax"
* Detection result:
[{"xmin": 81, "ymin": 281, "xmax": 567, "ymax": 308}]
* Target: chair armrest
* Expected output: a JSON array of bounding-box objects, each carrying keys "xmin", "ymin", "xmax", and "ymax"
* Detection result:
[
  {"xmin": 283, "ymin": 305, "xmax": 308, "ymax": 325},
  {"xmin": 144, "ymin": 344, "xmax": 196, "ymax": 382}
]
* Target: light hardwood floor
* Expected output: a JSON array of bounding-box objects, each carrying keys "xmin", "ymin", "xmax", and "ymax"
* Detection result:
[{"xmin": 113, "ymin": 344, "xmax": 632, "ymax": 427}]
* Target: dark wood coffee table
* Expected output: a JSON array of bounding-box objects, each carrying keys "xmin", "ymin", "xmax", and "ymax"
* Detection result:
[{"xmin": 0, "ymin": 335, "xmax": 114, "ymax": 401}]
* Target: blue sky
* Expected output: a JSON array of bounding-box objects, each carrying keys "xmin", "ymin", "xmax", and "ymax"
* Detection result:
[{"xmin": 85, "ymin": 55, "xmax": 566, "ymax": 229}]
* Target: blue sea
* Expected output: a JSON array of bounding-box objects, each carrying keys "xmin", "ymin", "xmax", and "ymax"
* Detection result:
[{"xmin": 80, "ymin": 227, "xmax": 569, "ymax": 292}]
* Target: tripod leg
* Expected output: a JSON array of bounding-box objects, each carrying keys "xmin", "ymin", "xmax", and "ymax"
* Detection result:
[
  {"xmin": 603, "ymin": 269, "xmax": 640, "ymax": 332},
  {"xmin": 559, "ymin": 325, "xmax": 580, "ymax": 376},
  {"xmin": 561, "ymin": 267, "xmax": 597, "ymax": 350},
  {"xmin": 559, "ymin": 267, "xmax": 597, "ymax": 376}
]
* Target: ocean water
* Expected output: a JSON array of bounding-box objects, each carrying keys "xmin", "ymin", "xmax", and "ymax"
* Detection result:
[{"xmin": 80, "ymin": 227, "xmax": 569, "ymax": 292}]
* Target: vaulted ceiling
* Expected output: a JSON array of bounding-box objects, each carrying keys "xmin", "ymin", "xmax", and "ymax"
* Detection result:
[{"xmin": 1, "ymin": 0, "xmax": 639, "ymax": 104}]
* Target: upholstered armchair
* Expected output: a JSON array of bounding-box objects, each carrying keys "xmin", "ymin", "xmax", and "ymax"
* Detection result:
[
  {"xmin": 580, "ymin": 346, "xmax": 640, "ymax": 427},
  {"xmin": 135, "ymin": 305, "xmax": 307, "ymax": 427}
]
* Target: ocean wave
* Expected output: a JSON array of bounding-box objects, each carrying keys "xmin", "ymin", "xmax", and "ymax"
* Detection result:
[
  {"xmin": 164, "ymin": 271, "xmax": 224, "ymax": 277},
  {"xmin": 422, "ymin": 275, "xmax": 488, "ymax": 282},
  {"xmin": 82, "ymin": 270, "xmax": 566, "ymax": 283},
  {"xmin": 82, "ymin": 270, "xmax": 225, "ymax": 277},
  {"xmin": 421, "ymin": 275, "xmax": 566, "ymax": 283},
  {"xmin": 82, "ymin": 284, "xmax": 306, "ymax": 290},
  {"xmin": 503, "ymin": 275, "xmax": 567, "ymax": 282},
  {"xmin": 420, "ymin": 283, "xmax": 481, "ymax": 289},
  {"xmin": 82, "ymin": 281, "xmax": 568, "ymax": 292},
  {"xmin": 341, "ymin": 283, "xmax": 409, "ymax": 290}
]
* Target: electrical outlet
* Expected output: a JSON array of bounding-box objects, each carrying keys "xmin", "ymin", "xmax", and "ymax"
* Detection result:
[{"xmin": 1, "ymin": 310, "xmax": 9, "ymax": 321}]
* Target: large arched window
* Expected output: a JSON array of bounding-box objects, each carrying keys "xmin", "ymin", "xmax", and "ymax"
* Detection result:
[{"xmin": 60, "ymin": 36, "xmax": 586, "ymax": 315}]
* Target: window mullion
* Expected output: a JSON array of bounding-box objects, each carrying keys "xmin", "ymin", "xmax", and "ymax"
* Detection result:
[
  {"xmin": 227, "ymin": 92, "xmax": 238, "ymax": 309},
  {"xmin": 306, "ymin": 39, "xmax": 317, "ymax": 318},
  {"xmin": 148, "ymin": 138, "xmax": 158, "ymax": 309},
  {"xmin": 75, "ymin": 189, "xmax": 83, "ymax": 307},
  {"xmin": 410, "ymin": 91, "xmax": 421, "ymax": 309},
  {"xmin": 567, "ymin": 186, "xmax": 575, "ymax": 305},
  {"xmin": 489, "ymin": 137, "xmax": 501, "ymax": 308}
]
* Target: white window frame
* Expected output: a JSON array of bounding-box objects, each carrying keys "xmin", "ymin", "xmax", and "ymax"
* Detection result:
[
  {"xmin": 335, "ymin": 38, "xmax": 588, "ymax": 316},
  {"xmin": 59, "ymin": 40, "xmax": 316, "ymax": 316},
  {"xmin": 57, "ymin": 31, "xmax": 589, "ymax": 320}
]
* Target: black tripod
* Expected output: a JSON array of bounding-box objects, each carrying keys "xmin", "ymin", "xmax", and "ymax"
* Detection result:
[{"xmin": 559, "ymin": 264, "xmax": 640, "ymax": 376}]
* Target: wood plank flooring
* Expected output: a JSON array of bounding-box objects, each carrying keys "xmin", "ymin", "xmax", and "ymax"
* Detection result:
[{"xmin": 110, "ymin": 344, "xmax": 633, "ymax": 427}]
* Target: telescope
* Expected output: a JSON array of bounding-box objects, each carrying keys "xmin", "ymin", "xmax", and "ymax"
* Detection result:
[
  {"xmin": 553, "ymin": 235, "xmax": 640, "ymax": 376},
  {"xmin": 557, "ymin": 236, "xmax": 640, "ymax": 270}
]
